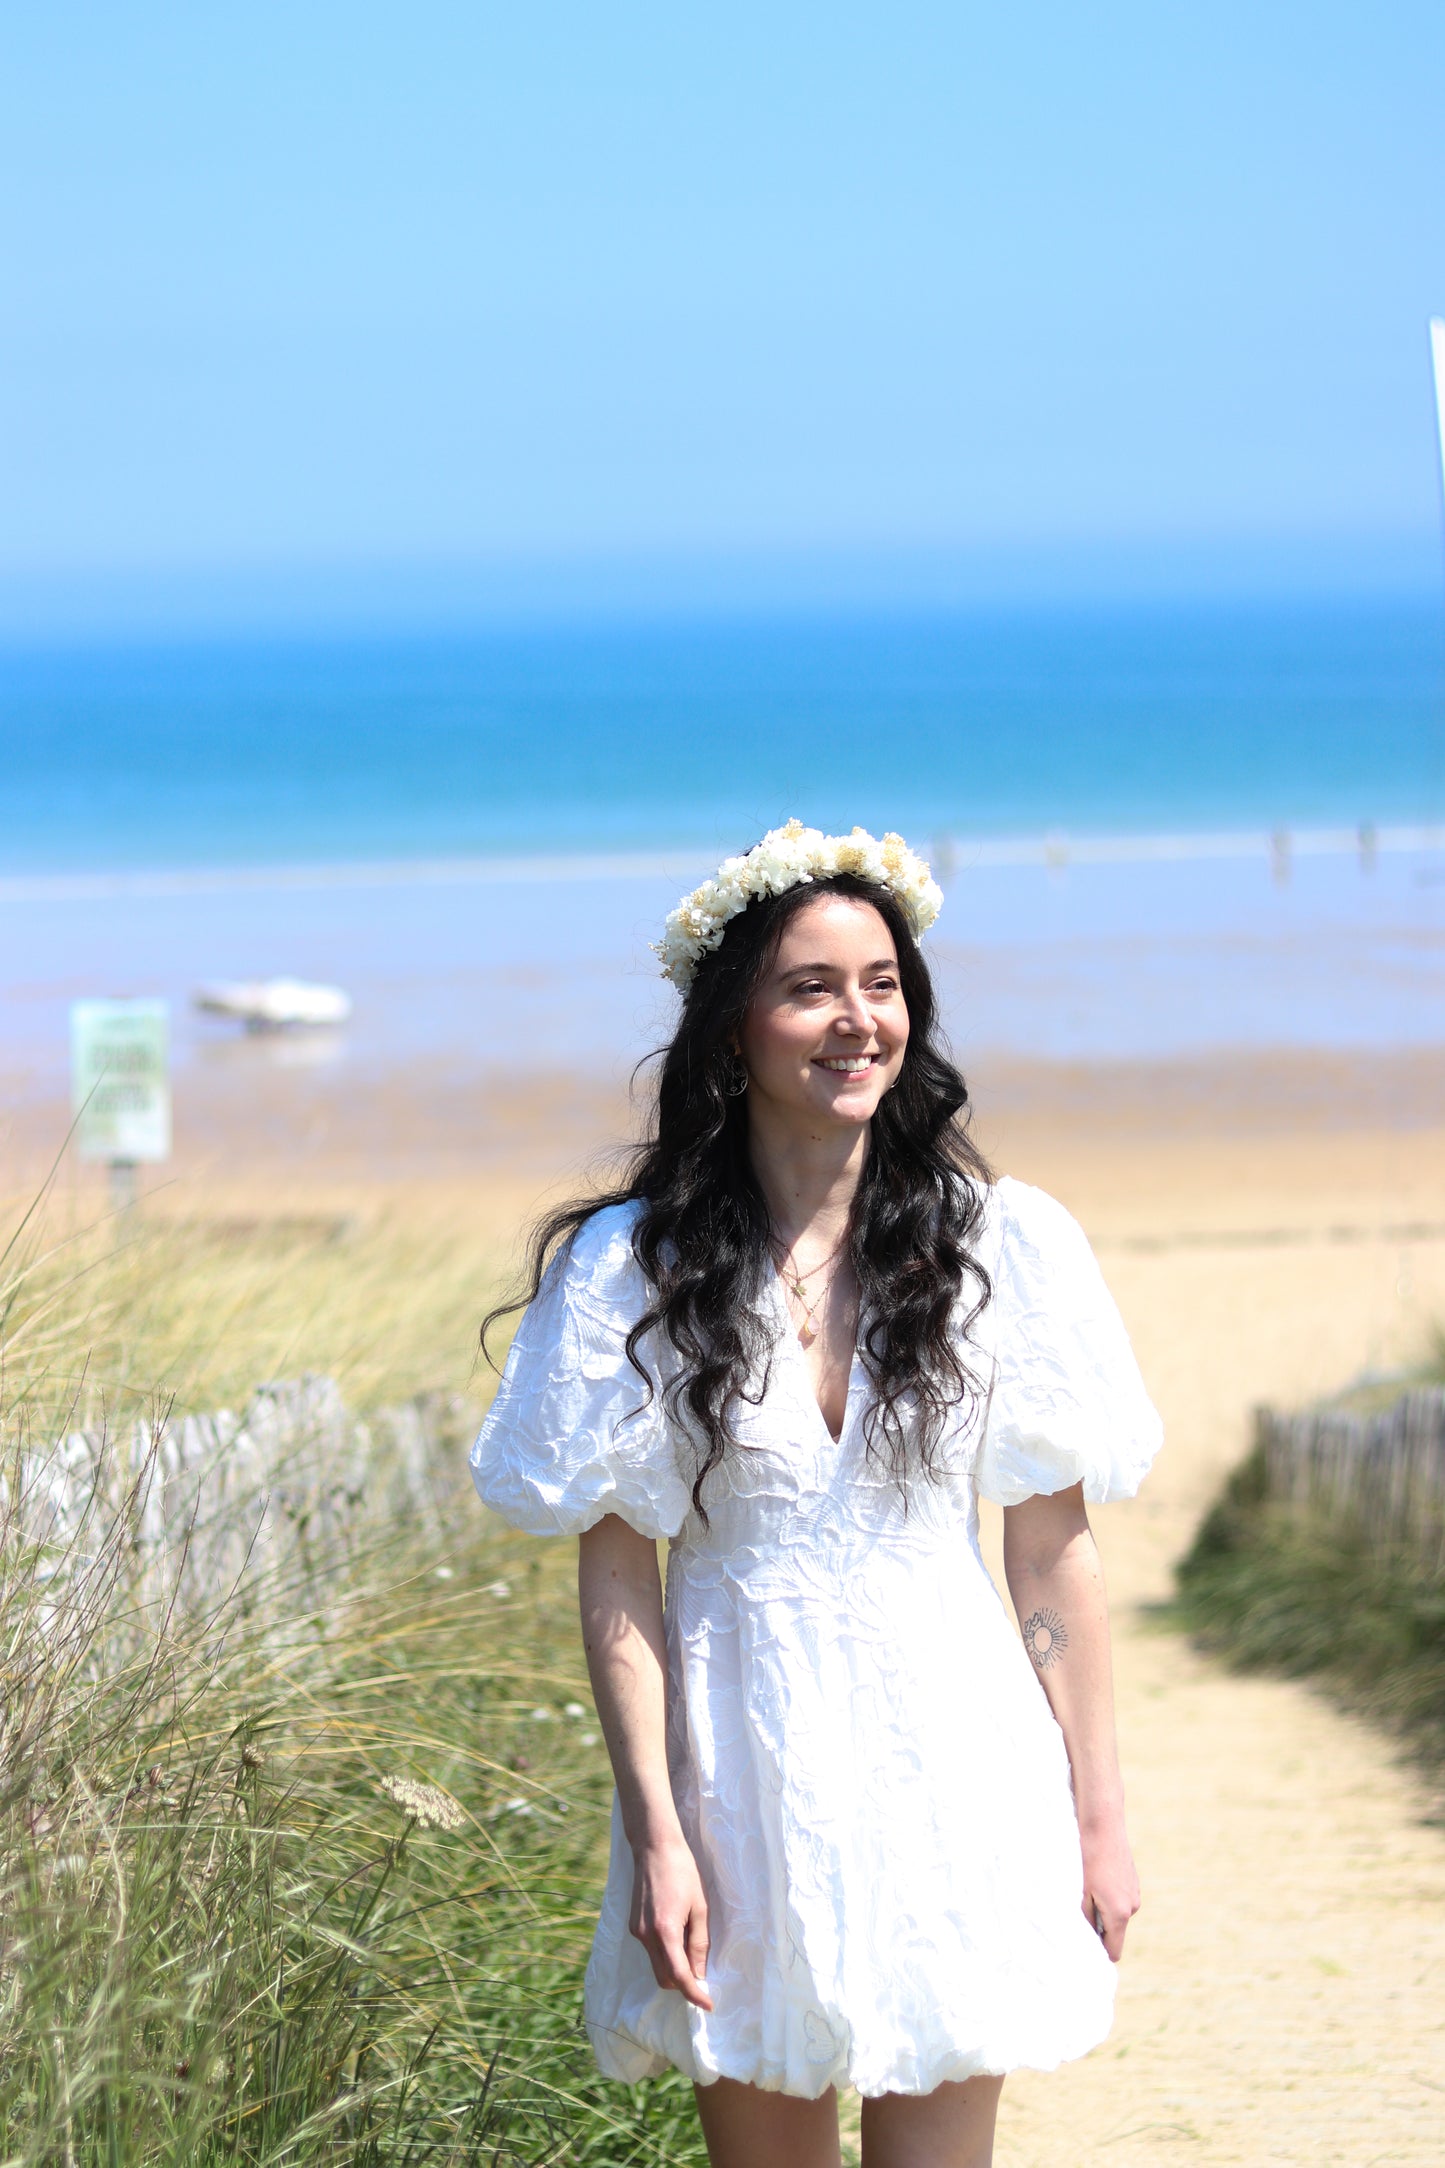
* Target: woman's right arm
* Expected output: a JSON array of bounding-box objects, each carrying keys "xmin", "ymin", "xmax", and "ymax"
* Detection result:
[{"xmin": 577, "ymin": 1513, "xmax": 713, "ymax": 2010}]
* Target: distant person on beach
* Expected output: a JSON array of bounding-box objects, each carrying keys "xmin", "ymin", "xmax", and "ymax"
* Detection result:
[{"xmin": 472, "ymin": 821, "xmax": 1162, "ymax": 2168}]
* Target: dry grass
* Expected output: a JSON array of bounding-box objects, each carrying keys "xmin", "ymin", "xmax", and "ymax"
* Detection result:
[
  {"xmin": 0, "ymin": 1175, "xmax": 706, "ymax": 2166},
  {"xmin": 2, "ymin": 1173, "xmax": 523, "ymax": 1423}
]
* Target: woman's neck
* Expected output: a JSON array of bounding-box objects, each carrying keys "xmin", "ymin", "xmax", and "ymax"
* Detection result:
[{"xmin": 746, "ymin": 1104, "xmax": 869, "ymax": 1250}]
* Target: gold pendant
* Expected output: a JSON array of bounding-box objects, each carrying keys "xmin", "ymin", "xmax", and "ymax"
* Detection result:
[{"xmin": 782, "ymin": 1270, "xmax": 821, "ymax": 1346}]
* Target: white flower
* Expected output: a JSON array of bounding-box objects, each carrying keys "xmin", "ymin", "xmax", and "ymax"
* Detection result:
[
  {"xmin": 378, "ymin": 1775, "xmax": 466, "ymax": 1831},
  {"xmin": 653, "ymin": 820, "xmax": 944, "ymax": 990}
]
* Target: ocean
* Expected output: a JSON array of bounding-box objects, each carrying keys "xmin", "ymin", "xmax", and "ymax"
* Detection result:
[
  {"xmin": 4, "ymin": 594, "xmax": 1443, "ymax": 1102},
  {"xmin": 6, "ymin": 595, "xmax": 1445, "ymax": 872}
]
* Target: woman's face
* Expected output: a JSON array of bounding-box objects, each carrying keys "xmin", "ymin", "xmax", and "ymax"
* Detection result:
[{"xmin": 737, "ymin": 895, "xmax": 910, "ymax": 1131}]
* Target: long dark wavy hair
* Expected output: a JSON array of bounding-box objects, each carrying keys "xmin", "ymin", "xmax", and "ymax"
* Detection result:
[{"xmin": 482, "ymin": 870, "xmax": 994, "ymax": 1518}]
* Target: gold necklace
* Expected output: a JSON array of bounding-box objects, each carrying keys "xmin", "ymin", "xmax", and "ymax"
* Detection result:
[{"xmin": 772, "ymin": 1233, "xmax": 848, "ymax": 1348}]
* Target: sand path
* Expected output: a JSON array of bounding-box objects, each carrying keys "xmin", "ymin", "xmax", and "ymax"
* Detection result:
[{"xmin": 971, "ymin": 1124, "xmax": 1445, "ymax": 2167}]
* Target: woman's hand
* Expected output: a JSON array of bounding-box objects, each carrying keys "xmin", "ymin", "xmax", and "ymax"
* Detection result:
[
  {"xmin": 630, "ymin": 1829, "xmax": 713, "ymax": 2009},
  {"xmin": 1080, "ymin": 1809, "xmax": 1141, "ymax": 1963}
]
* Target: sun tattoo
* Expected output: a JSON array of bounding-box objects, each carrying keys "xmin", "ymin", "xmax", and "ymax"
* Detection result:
[{"xmin": 1022, "ymin": 1608, "xmax": 1069, "ymax": 1671}]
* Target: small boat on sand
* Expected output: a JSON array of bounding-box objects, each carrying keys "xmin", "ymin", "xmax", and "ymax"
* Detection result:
[{"xmin": 194, "ymin": 978, "xmax": 352, "ymax": 1030}]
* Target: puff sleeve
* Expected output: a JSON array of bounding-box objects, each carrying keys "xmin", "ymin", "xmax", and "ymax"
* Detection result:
[
  {"xmin": 973, "ymin": 1177, "xmax": 1162, "ymax": 1507},
  {"xmin": 470, "ymin": 1203, "xmax": 692, "ymax": 1540}
]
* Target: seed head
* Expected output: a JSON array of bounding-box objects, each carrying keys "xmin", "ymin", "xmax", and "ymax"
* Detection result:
[{"xmin": 378, "ymin": 1774, "xmax": 465, "ymax": 1831}]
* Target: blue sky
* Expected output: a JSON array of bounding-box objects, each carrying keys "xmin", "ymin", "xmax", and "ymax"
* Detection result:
[{"xmin": 4, "ymin": 2, "xmax": 1445, "ymax": 625}]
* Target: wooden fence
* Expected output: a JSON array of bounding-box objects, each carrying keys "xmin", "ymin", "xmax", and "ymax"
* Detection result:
[
  {"xmin": 7, "ymin": 1376, "xmax": 479, "ymax": 1623},
  {"xmin": 1256, "ymin": 1384, "xmax": 1445, "ymax": 1570}
]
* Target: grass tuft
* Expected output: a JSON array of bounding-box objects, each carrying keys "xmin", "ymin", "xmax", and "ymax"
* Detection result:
[{"xmin": 1167, "ymin": 1436, "xmax": 1445, "ymax": 1781}]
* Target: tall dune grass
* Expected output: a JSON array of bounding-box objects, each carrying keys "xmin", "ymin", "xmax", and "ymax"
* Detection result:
[
  {"xmin": 0, "ymin": 1181, "xmax": 707, "ymax": 2165},
  {"xmin": 1169, "ymin": 1353, "xmax": 1445, "ymax": 1784}
]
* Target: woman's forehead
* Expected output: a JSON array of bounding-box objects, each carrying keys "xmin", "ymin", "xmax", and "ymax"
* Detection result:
[{"xmin": 772, "ymin": 893, "xmax": 897, "ymax": 965}]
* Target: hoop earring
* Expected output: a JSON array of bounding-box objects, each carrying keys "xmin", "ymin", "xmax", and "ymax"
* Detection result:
[{"xmin": 724, "ymin": 1054, "xmax": 750, "ymax": 1097}]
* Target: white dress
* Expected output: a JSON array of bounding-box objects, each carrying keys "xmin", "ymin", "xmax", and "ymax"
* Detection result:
[{"xmin": 470, "ymin": 1176, "xmax": 1162, "ymax": 2099}]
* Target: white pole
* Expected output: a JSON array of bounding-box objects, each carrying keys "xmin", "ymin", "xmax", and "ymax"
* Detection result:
[{"xmin": 1432, "ymin": 318, "xmax": 1445, "ymax": 510}]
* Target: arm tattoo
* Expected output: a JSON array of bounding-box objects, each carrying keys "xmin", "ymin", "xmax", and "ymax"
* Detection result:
[{"xmin": 1022, "ymin": 1607, "xmax": 1069, "ymax": 1671}]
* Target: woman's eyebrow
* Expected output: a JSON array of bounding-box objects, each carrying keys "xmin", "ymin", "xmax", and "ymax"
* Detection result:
[{"xmin": 782, "ymin": 957, "xmax": 899, "ymax": 976}]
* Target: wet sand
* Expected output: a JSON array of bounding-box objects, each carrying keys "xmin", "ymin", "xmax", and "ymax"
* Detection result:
[{"xmin": 6, "ymin": 1042, "xmax": 1445, "ymax": 2164}]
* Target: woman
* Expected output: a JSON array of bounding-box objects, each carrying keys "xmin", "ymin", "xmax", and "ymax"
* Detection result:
[{"xmin": 472, "ymin": 820, "xmax": 1161, "ymax": 2168}]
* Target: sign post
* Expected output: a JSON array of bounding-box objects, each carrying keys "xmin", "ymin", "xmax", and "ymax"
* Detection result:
[
  {"xmin": 71, "ymin": 999, "xmax": 171, "ymax": 1209},
  {"xmin": 1431, "ymin": 318, "xmax": 1445, "ymax": 517}
]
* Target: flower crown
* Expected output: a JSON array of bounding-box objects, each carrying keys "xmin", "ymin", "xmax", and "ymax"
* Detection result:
[{"xmin": 654, "ymin": 818, "xmax": 944, "ymax": 991}]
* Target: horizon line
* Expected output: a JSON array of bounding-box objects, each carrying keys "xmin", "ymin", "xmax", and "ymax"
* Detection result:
[{"xmin": 2, "ymin": 531, "xmax": 1440, "ymax": 648}]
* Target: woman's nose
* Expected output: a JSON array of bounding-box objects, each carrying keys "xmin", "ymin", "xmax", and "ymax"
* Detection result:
[{"xmin": 836, "ymin": 987, "xmax": 872, "ymax": 1034}]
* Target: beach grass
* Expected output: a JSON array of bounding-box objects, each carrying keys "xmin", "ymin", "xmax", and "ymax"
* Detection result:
[
  {"xmin": 1167, "ymin": 1403, "xmax": 1445, "ymax": 1784},
  {"xmin": 8, "ymin": 1176, "xmax": 514, "ymax": 1418},
  {"xmin": 0, "ymin": 1180, "xmax": 708, "ymax": 2166}
]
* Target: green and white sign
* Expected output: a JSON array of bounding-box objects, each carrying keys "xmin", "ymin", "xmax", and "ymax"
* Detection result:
[{"xmin": 71, "ymin": 999, "xmax": 171, "ymax": 1163}]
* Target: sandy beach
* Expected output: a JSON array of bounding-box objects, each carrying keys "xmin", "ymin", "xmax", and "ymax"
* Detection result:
[{"xmin": 6, "ymin": 1039, "xmax": 1445, "ymax": 2164}]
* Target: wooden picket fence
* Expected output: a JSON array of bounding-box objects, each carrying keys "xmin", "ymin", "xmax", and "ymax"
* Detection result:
[
  {"xmin": 7, "ymin": 1376, "xmax": 479, "ymax": 1626},
  {"xmin": 1256, "ymin": 1384, "xmax": 1445, "ymax": 1571}
]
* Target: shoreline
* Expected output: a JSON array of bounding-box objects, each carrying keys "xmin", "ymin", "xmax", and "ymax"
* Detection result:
[{"xmin": 3, "ymin": 819, "xmax": 1443, "ymax": 902}]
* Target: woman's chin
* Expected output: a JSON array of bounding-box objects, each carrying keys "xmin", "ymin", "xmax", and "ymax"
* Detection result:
[
  {"xmin": 807, "ymin": 1083, "xmax": 888, "ymax": 1125},
  {"xmin": 748, "ymin": 1071, "xmax": 891, "ymax": 1128}
]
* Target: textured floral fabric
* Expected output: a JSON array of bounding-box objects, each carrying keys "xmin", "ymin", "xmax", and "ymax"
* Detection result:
[{"xmin": 470, "ymin": 1177, "xmax": 1162, "ymax": 2098}]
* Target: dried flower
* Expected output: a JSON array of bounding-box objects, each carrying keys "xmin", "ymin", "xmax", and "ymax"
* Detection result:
[{"xmin": 378, "ymin": 1774, "xmax": 465, "ymax": 1831}]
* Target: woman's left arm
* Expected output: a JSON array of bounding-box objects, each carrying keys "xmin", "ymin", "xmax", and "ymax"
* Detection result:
[{"xmin": 1002, "ymin": 1481, "xmax": 1140, "ymax": 1961}]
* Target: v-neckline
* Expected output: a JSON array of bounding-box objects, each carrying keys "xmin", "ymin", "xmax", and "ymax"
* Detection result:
[{"xmin": 765, "ymin": 1262, "xmax": 863, "ymax": 1446}]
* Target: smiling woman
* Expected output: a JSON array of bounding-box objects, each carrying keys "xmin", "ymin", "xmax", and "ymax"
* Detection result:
[{"xmin": 471, "ymin": 825, "xmax": 1162, "ymax": 2168}]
